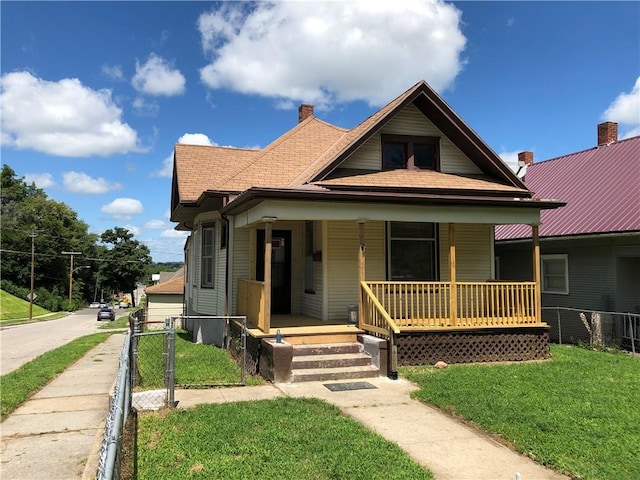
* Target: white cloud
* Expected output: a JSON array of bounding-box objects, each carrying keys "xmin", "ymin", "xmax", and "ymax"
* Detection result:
[
  {"xmin": 0, "ymin": 71, "xmax": 142, "ymax": 157},
  {"xmin": 102, "ymin": 64, "xmax": 124, "ymax": 81},
  {"xmin": 143, "ymin": 219, "xmax": 166, "ymax": 229},
  {"xmin": 161, "ymin": 229, "xmax": 189, "ymax": 238},
  {"xmin": 63, "ymin": 171, "xmax": 122, "ymax": 194},
  {"xmin": 132, "ymin": 53, "xmax": 186, "ymax": 96},
  {"xmin": 602, "ymin": 76, "xmax": 640, "ymax": 139},
  {"xmin": 24, "ymin": 172, "xmax": 56, "ymax": 189},
  {"xmin": 101, "ymin": 197, "xmax": 144, "ymax": 220},
  {"xmin": 498, "ymin": 150, "xmax": 528, "ymax": 177},
  {"xmin": 132, "ymin": 96, "xmax": 159, "ymax": 117},
  {"xmin": 152, "ymin": 132, "xmax": 216, "ymax": 178},
  {"xmin": 124, "ymin": 224, "xmax": 141, "ymax": 236},
  {"xmin": 198, "ymin": 0, "xmax": 466, "ymax": 109}
]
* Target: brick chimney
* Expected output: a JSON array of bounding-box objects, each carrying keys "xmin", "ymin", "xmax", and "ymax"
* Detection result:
[
  {"xmin": 298, "ymin": 104, "xmax": 314, "ymax": 123},
  {"xmin": 597, "ymin": 122, "xmax": 618, "ymax": 146},
  {"xmin": 518, "ymin": 151, "xmax": 534, "ymax": 166}
]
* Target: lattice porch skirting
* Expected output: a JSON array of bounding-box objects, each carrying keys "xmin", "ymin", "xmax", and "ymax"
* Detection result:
[{"xmin": 396, "ymin": 327, "xmax": 550, "ymax": 365}]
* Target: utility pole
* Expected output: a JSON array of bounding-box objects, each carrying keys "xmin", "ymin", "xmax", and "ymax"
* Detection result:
[
  {"xmin": 29, "ymin": 233, "xmax": 36, "ymax": 320},
  {"xmin": 61, "ymin": 251, "xmax": 82, "ymax": 303}
]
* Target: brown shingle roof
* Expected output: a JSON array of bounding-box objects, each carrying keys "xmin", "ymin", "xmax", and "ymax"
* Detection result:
[
  {"xmin": 316, "ymin": 169, "xmax": 524, "ymax": 194},
  {"xmin": 146, "ymin": 270, "xmax": 184, "ymax": 295},
  {"xmin": 172, "ymin": 80, "xmax": 532, "ymax": 213},
  {"xmin": 174, "ymin": 144, "xmax": 259, "ymax": 202}
]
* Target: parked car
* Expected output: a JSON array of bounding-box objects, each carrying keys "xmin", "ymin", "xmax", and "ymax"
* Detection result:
[
  {"xmin": 89, "ymin": 301, "xmax": 100, "ymax": 308},
  {"xmin": 97, "ymin": 307, "xmax": 115, "ymax": 321},
  {"xmin": 119, "ymin": 301, "xmax": 129, "ymax": 309}
]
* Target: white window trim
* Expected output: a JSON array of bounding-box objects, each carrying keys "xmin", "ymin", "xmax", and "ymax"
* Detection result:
[
  {"xmin": 200, "ymin": 225, "xmax": 215, "ymax": 289},
  {"xmin": 541, "ymin": 254, "xmax": 569, "ymax": 295}
]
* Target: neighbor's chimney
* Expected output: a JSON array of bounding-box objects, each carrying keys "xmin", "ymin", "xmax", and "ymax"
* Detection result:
[
  {"xmin": 597, "ymin": 122, "xmax": 618, "ymax": 146},
  {"xmin": 518, "ymin": 151, "xmax": 534, "ymax": 166},
  {"xmin": 298, "ymin": 104, "xmax": 314, "ymax": 123}
]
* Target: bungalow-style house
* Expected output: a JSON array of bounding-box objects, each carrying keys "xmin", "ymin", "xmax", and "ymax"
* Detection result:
[
  {"xmin": 496, "ymin": 123, "xmax": 640, "ymax": 347},
  {"xmin": 170, "ymin": 80, "xmax": 563, "ymax": 381},
  {"xmin": 145, "ymin": 267, "xmax": 185, "ymax": 324}
]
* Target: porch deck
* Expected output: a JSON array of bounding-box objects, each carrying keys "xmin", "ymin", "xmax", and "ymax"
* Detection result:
[{"xmin": 245, "ymin": 314, "xmax": 364, "ymax": 345}]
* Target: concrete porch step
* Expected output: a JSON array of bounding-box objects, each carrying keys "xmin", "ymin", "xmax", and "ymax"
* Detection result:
[
  {"xmin": 291, "ymin": 352, "xmax": 373, "ymax": 370},
  {"xmin": 290, "ymin": 365, "xmax": 380, "ymax": 383},
  {"xmin": 292, "ymin": 342, "xmax": 362, "ymax": 356}
]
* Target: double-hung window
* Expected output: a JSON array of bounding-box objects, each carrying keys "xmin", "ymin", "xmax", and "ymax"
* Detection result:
[
  {"xmin": 541, "ymin": 254, "xmax": 568, "ymax": 294},
  {"xmin": 388, "ymin": 222, "xmax": 438, "ymax": 281},
  {"xmin": 382, "ymin": 134, "xmax": 439, "ymax": 171},
  {"xmin": 201, "ymin": 225, "xmax": 215, "ymax": 288}
]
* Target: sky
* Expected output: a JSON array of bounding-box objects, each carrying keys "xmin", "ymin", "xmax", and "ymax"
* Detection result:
[{"xmin": 1, "ymin": 1, "xmax": 639, "ymax": 263}]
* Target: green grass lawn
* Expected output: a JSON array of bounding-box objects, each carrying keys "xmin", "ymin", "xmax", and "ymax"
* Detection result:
[
  {"xmin": 137, "ymin": 397, "xmax": 433, "ymax": 480},
  {"xmin": 0, "ymin": 290, "xmax": 58, "ymax": 325},
  {"xmin": 0, "ymin": 332, "xmax": 113, "ymax": 420},
  {"xmin": 135, "ymin": 330, "xmax": 263, "ymax": 388},
  {"xmin": 401, "ymin": 345, "xmax": 640, "ymax": 480}
]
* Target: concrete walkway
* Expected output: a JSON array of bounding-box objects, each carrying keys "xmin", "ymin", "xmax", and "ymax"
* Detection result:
[
  {"xmin": 1, "ymin": 334, "xmax": 125, "ymax": 480},
  {"xmin": 175, "ymin": 378, "xmax": 567, "ymax": 480},
  {"xmin": 2, "ymin": 336, "xmax": 568, "ymax": 480}
]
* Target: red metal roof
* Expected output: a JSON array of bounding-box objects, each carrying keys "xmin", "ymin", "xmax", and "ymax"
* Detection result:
[{"xmin": 496, "ymin": 135, "xmax": 640, "ymax": 240}]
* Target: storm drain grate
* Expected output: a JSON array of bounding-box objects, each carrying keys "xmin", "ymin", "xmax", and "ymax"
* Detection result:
[{"xmin": 323, "ymin": 381, "xmax": 378, "ymax": 392}]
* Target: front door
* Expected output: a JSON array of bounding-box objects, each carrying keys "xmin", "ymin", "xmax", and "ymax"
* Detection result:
[{"xmin": 256, "ymin": 230, "xmax": 291, "ymax": 314}]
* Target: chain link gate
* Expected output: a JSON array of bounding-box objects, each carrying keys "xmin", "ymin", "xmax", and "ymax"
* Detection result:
[{"xmin": 170, "ymin": 315, "xmax": 247, "ymax": 389}]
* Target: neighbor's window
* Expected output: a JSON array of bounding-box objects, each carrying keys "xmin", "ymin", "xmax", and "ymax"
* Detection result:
[
  {"xmin": 304, "ymin": 221, "xmax": 315, "ymax": 294},
  {"xmin": 388, "ymin": 222, "xmax": 438, "ymax": 281},
  {"xmin": 382, "ymin": 134, "xmax": 439, "ymax": 171},
  {"xmin": 541, "ymin": 254, "xmax": 568, "ymax": 294},
  {"xmin": 201, "ymin": 225, "xmax": 215, "ymax": 288}
]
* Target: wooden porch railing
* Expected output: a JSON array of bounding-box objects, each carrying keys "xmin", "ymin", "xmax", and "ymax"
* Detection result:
[
  {"xmin": 360, "ymin": 282, "xmax": 400, "ymax": 338},
  {"xmin": 363, "ymin": 281, "xmax": 540, "ymax": 331},
  {"xmin": 237, "ymin": 279, "xmax": 268, "ymax": 332}
]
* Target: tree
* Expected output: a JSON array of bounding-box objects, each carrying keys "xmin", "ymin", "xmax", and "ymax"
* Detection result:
[
  {"xmin": 99, "ymin": 227, "xmax": 152, "ymax": 307},
  {"xmin": 1, "ymin": 165, "xmax": 98, "ymax": 309}
]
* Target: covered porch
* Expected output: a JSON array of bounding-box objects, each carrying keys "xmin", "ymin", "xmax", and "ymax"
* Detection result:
[{"xmin": 237, "ymin": 221, "xmax": 545, "ymax": 337}]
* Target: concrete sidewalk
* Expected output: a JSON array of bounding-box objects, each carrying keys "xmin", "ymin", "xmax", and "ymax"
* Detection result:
[
  {"xmin": 1, "ymin": 334, "xmax": 125, "ymax": 480},
  {"xmin": 176, "ymin": 378, "xmax": 568, "ymax": 480}
]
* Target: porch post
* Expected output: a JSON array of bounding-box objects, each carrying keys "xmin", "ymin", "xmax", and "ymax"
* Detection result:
[
  {"xmin": 532, "ymin": 224, "xmax": 541, "ymax": 323},
  {"xmin": 263, "ymin": 217, "xmax": 276, "ymax": 334},
  {"xmin": 357, "ymin": 220, "xmax": 367, "ymax": 329},
  {"xmin": 449, "ymin": 223, "xmax": 457, "ymax": 326}
]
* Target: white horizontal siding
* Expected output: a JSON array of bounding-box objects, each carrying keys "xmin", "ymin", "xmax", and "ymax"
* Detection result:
[
  {"xmin": 340, "ymin": 105, "xmax": 482, "ymax": 175},
  {"xmin": 326, "ymin": 221, "xmax": 385, "ymax": 320},
  {"xmin": 439, "ymin": 224, "xmax": 493, "ymax": 282}
]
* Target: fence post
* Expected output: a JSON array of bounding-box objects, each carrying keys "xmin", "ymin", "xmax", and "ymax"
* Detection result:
[
  {"xmin": 388, "ymin": 329, "xmax": 398, "ymax": 380},
  {"xmin": 131, "ymin": 313, "xmax": 140, "ymax": 387},
  {"xmin": 556, "ymin": 308, "xmax": 562, "ymax": 345},
  {"xmin": 241, "ymin": 317, "xmax": 247, "ymax": 386},
  {"xmin": 629, "ymin": 315, "xmax": 636, "ymax": 356},
  {"xmin": 166, "ymin": 320, "xmax": 176, "ymax": 408}
]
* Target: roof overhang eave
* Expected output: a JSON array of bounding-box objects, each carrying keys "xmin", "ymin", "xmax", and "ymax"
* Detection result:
[{"xmin": 221, "ymin": 186, "xmax": 565, "ymax": 216}]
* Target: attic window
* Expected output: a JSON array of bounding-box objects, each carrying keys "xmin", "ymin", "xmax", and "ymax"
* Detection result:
[{"xmin": 382, "ymin": 134, "xmax": 439, "ymax": 171}]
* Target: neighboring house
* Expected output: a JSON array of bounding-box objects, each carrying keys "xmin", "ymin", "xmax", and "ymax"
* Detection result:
[
  {"xmin": 170, "ymin": 80, "xmax": 563, "ymax": 379},
  {"xmin": 496, "ymin": 123, "xmax": 640, "ymax": 345},
  {"xmin": 145, "ymin": 267, "xmax": 185, "ymax": 324}
]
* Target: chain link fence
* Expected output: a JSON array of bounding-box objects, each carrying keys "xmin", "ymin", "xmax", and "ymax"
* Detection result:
[
  {"xmin": 96, "ymin": 312, "xmax": 248, "ymax": 479},
  {"xmin": 542, "ymin": 306, "xmax": 640, "ymax": 353}
]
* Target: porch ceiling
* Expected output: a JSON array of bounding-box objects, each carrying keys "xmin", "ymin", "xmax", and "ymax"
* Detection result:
[{"xmin": 232, "ymin": 198, "xmax": 542, "ymax": 228}]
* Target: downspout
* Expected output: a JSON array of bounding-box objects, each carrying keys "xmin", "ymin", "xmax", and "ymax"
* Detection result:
[{"xmin": 221, "ymin": 213, "xmax": 231, "ymax": 316}]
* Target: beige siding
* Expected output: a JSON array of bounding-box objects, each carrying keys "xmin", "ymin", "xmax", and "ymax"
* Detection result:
[
  {"xmin": 341, "ymin": 105, "xmax": 482, "ymax": 175},
  {"xmin": 326, "ymin": 221, "xmax": 385, "ymax": 320},
  {"xmin": 439, "ymin": 224, "xmax": 493, "ymax": 282},
  {"xmin": 230, "ymin": 226, "xmax": 250, "ymax": 316},
  {"xmin": 147, "ymin": 294, "xmax": 184, "ymax": 322},
  {"xmin": 302, "ymin": 221, "xmax": 323, "ymax": 319}
]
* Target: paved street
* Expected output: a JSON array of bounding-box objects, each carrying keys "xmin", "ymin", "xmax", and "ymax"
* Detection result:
[{"xmin": 0, "ymin": 308, "xmax": 123, "ymax": 375}]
